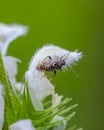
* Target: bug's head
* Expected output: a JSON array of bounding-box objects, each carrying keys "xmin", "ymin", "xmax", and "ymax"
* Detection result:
[
  {"xmin": 53, "ymin": 59, "xmax": 66, "ymax": 68},
  {"xmin": 60, "ymin": 60, "xmax": 66, "ymax": 66}
]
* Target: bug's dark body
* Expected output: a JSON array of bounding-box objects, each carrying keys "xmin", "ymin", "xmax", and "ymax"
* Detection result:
[{"xmin": 37, "ymin": 55, "xmax": 67, "ymax": 75}]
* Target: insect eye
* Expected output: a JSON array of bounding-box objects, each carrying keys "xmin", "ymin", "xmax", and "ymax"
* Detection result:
[{"xmin": 52, "ymin": 63, "xmax": 57, "ymax": 67}]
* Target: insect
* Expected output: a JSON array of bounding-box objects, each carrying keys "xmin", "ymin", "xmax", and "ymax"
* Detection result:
[{"xmin": 36, "ymin": 53, "xmax": 69, "ymax": 75}]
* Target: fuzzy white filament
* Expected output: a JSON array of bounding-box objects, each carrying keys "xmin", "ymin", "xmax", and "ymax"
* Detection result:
[
  {"xmin": 27, "ymin": 44, "xmax": 82, "ymax": 111},
  {"xmin": 9, "ymin": 120, "xmax": 35, "ymax": 130}
]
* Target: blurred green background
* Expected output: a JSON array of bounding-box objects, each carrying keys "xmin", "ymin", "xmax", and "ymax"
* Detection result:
[{"xmin": 0, "ymin": 0, "xmax": 104, "ymax": 129}]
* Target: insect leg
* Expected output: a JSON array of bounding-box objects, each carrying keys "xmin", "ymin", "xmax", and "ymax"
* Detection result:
[
  {"xmin": 54, "ymin": 71, "xmax": 56, "ymax": 76},
  {"xmin": 42, "ymin": 56, "xmax": 52, "ymax": 63}
]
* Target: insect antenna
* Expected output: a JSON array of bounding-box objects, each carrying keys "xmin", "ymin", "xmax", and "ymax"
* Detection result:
[
  {"xmin": 42, "ymin": 56, "xmax": 52, "ymax": 63},
  {"xmin": 69, "ymin": 66, "xmax": 78, "ymax": 78},
  {"xmin": 65, "ymin": 64, "xmax": 78, "ymax": 78},
  {"xmin": 60, "ymin": 52, "xmax": 70, "ymax": 60}
]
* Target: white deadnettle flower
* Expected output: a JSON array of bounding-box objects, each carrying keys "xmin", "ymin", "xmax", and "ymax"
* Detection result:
[
  {"xmin": 0, "ymin": 23, "xmax": 28, "ymax": 90},
  {"xmin": 0, "ymin": 23, "xmax": 28, "ymax": 55},
  {"xmin": 26, "ymin": 44, "xmax": 82, "ymax": 111},
  {"xmin": 4, "ymin": 56, "xmax": 20, "ymax": 83},
  {"xmin": 26, "ymin": 70, "xmax": 54, "ymax": 110},
  {"xmin": 9, "ymin": 120, "xmax": 35, "ymax": 130},
  {"xmin": 0, "ymin": 85, "xmax": 4, "ymax": 130},
  {"xmin": 0, "ymin": 23, "xmax": 27, "ymax": 129}
]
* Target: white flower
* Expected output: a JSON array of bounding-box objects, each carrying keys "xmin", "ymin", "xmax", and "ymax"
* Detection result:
[
  {"xmin": 26, "ymin": 44, "xmax": 82, "ymax": 111},
  {"xmin": 0, "ymin": 23, "xmax": 28, "ymax": 55},
  {"xmin": 9, "ymin": 120, "xmax": 35, "ymax": 130},
  {"xmin": 0, "ymin": 23, "xmax": 28, "ymax": 129},
  {"xmin": 0, "ymin": 85, "xmax": 4, "ymax": 130},
  {"xmin": 4, "ymin": 56, "xmax": 20, "ymax": 83},
  {"xmin": 26, "ymin": 71, "xmax": 55, "ymax": 110},
  {"xmin": 0, "ymin": 23, "xmax": 28, "ymax": 89}
]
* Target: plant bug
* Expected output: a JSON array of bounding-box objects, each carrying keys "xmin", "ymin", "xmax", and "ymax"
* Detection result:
[{"xmin": 36, "ymin": 53, "xmax": 69, "ymax": 75}]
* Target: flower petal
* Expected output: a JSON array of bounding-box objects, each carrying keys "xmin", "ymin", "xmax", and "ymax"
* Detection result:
[
  {"xmin": 66, "ymin": 50, "xmax": 82, "ymax": 67},
  {"xmin": 4, "ymin": 56, "xmax": 20, "ymax": 85},
  {"xmin": 0, "ymin": 85, "xmax": 4, "ymax": 130},
  {"xmin": 9, "ymin": 120, "xmax": 35, "ymax": 130},
  {"xmin": 0, "ymin": 23, "xmax": 28, "ymax": 55},
  {"xmin": 26, "ymin": 71, "xmax": 54, "ymax": 110}
]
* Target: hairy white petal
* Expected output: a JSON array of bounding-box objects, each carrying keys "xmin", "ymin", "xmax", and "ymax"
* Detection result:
[
  {"xmin": 0, "ymin": 85, "xmax": 4, "ymax": 130},
  {"xmin": 3, "ymin": 56, "xmax": 24, "ymax": 93},
  {"xmin": 0, "ymin": 23, "xmax": 28, "ymax": 55},
  {"xmin": 51, "ymin": 116, "xmax": 67, "ymax": 130},
  {"xmin": 4, "ymin": 56, "xmax": 20, "ymax": 85},
  {"xmin": 26, "ymin": 71, "xmax": 54, "ymax": 110},
  {"xmin": 66, "ymin": 50, "xmax": 82, "ymax": 67},
  {"xmin": 9, "ymin": 120, "xmax": 35, "ymax": 130}
]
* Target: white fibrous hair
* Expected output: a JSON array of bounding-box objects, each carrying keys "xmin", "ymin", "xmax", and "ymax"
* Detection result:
[
  {"xmin": 26, "ymin": 44, "xmax": 82, "ymax": 111},
  {"xmin": 9, "ymin": 120, "xmax": 35, "ymax": 130}
]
